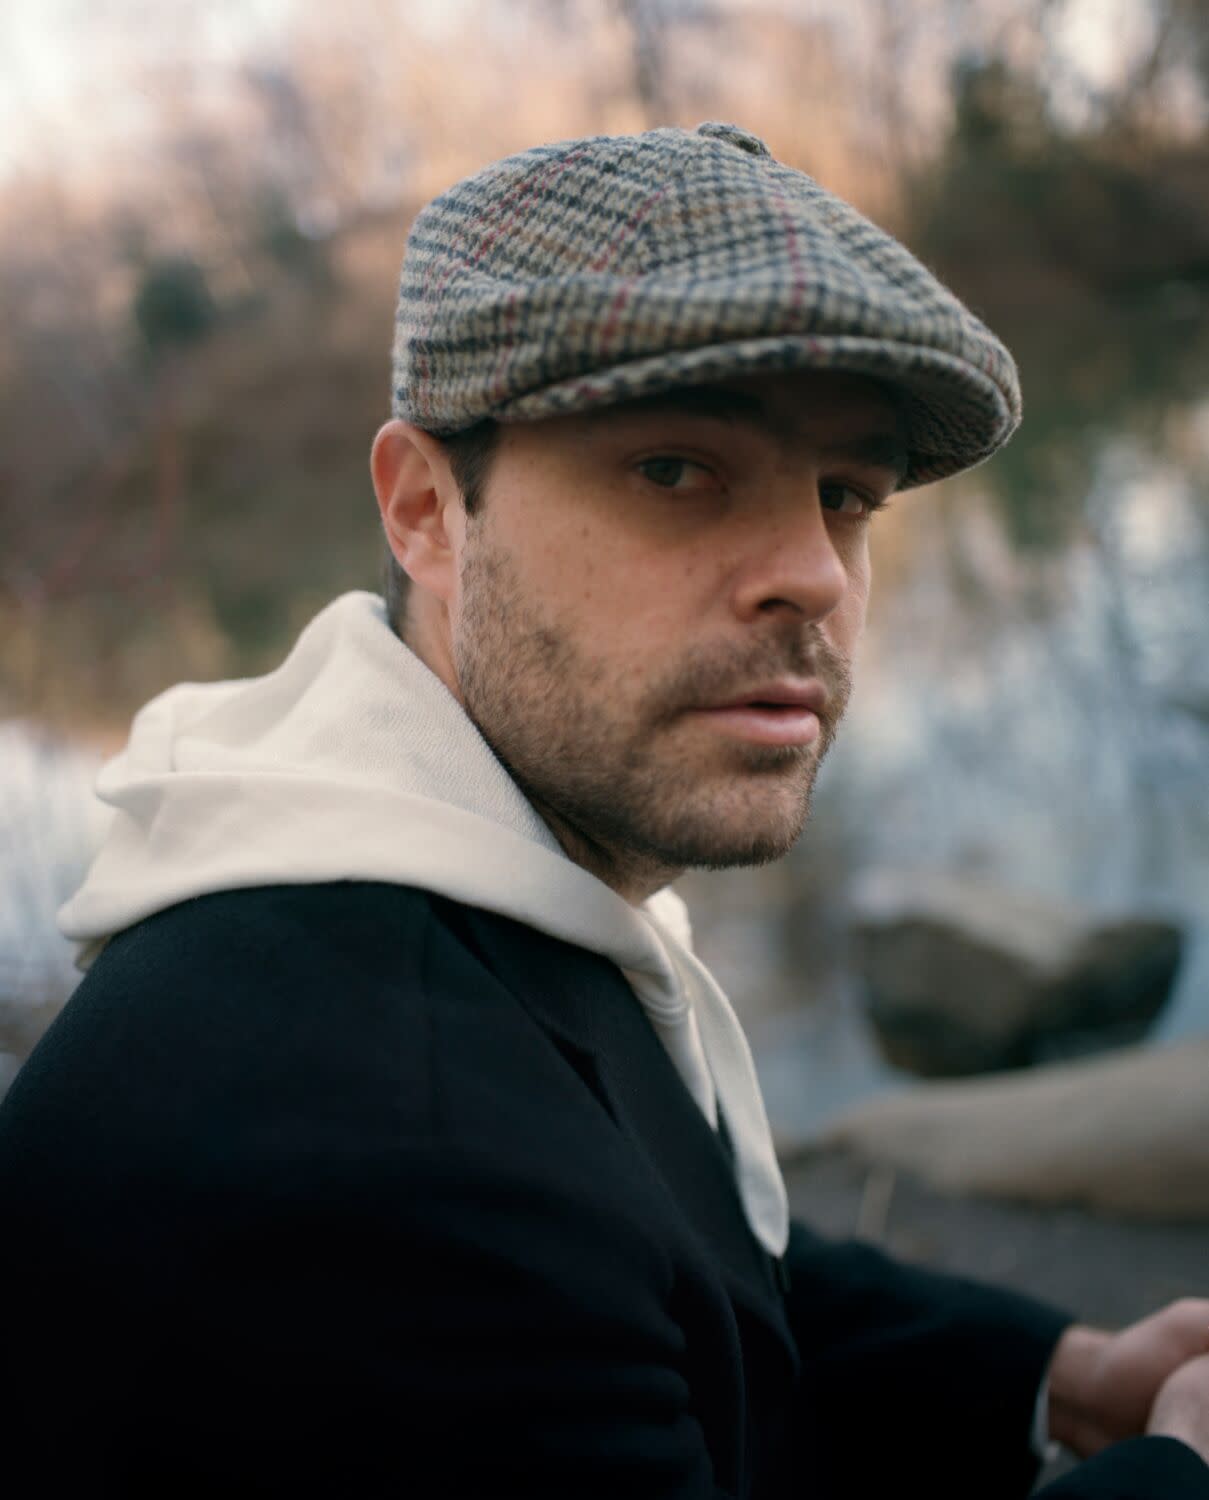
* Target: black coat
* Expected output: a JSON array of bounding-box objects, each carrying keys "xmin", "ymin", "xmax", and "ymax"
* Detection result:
[{"xmin": 2, "ymin": 881, "xmax": 1206, "ymax": 1498}]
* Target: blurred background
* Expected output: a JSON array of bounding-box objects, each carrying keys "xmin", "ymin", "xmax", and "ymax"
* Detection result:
[{"xmin": 2, "ymin": 0, "xmax": 1208, "ymax": 1144}]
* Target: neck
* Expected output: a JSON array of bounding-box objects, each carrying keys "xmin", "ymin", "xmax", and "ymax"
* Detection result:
[{"xmin": 398, "ymin": 600, "xmax": 459, "ymax": 690}]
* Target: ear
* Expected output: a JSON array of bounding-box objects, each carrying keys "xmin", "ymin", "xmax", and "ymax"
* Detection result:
[{"xmin": 370, "ymin": 420, "xmax": 464, "ymax": 606}]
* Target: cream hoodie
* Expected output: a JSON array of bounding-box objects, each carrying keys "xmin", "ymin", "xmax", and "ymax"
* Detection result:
[{"xmin": 58, "ymin": 591, "xmax": 789, "ymax": 1257}]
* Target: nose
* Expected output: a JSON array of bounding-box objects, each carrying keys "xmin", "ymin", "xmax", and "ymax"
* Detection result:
[{"xmin": 728, "ymin": 484, "xmax": 851, "ymax": 624}]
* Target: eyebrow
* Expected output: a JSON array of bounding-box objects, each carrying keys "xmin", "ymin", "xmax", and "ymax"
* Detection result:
[
  {"xmin": 602, "ymin": 385, "xmax": 910, "ymax": 487},
  {"xmin": 822, "ymin": 434, "xmax": 911, "ymax": 487},
  {"xmin": 606, "ymin": 386, "xmax": 772, "ymax": 427}
]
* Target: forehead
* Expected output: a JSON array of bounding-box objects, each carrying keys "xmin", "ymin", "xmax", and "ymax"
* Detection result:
[
  {"xmin": 498, "ymin": 372, "xmax": 912, "ymax": 489},
  {"xmin": 516, "ymin": 360, "xmax": 906, "ymax": 459},
  {"xmin": 561, "ymin": 369, "xmax": 909, "ymax": 480}
]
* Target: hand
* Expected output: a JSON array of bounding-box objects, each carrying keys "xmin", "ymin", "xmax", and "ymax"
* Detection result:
[
  {"xmin": 1148, "ymin": 1353, "xmax": 1209, "ymax": 1463},
  {"xmin": 1047, "ymin": 1300, "xmax": 1209, "ymax": 1457}
]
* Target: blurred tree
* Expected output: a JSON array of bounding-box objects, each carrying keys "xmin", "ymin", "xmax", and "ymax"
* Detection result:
[
  {"xmin": 532, "ymin": 0, "xmax": 720, "ymax": 127},
  {"xmin": 1105, "ymin": 0, "xmax": 1209, "ymax": 139},
  {"xmin": 133, "ymin": 256, "xmax": 217, "ymax": 355},
  {"xmin": 2, "ymin": 0, "xmax": 1206, "ymax": 736},
  {"xmin": 907, "ymin": 42, "xmax": 1209, "ymax": 556},
  {"xmin": 256, "ymin": 187, "xmax": 333, "ymax": 287},
  {"xmin": 617, "ymin": 0, "xmax": 674, "ymax": 123}
]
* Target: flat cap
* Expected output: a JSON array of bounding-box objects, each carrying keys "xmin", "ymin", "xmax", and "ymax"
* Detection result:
[{"xmin": 392, "ymin": 121, "xmax": 1020, "ymax": 488}]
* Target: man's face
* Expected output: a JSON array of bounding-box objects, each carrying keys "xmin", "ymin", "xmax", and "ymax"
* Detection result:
[{"xmin": 446, "ymin": 369, "xmax": 905, "ymax": 889}]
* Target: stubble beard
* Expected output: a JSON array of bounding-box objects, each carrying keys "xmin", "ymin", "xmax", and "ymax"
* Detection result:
[{"xmin": 454, "ymin": 534, "xmax": 853, "ymax": 879}]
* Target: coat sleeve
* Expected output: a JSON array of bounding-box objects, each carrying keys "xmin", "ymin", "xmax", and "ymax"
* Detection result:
[
  {"xmin": 779, "ymin": 1220, "xmax": 1209, "ymax": 1500},
  {"xmin": 1037, "ymin": 1438, "xmax": 1209, "ymax": 1498},
  {"xmin": 120, "ymin": 1138, "xmax": 734, "ymax": 1500},
  {"xmin": 781, "ymin": 1218, "xmax": 1066, "ymax": 1499}
]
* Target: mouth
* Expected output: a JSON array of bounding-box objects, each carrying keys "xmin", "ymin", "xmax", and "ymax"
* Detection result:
[{"xmin": 685, "ymin": 680, "xmax": 826, "ymax": 748}]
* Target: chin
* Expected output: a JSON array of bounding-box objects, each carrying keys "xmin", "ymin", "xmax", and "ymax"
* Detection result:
[
  {"xmin": 685, "ymin": 828, "xmax": 805, "ymax": 871},
  {"xmin": 644, "ymin": 800, "xmax": 812, "ymax": 872},
  {"xmin": 647, "ymin": 763, "xmax": 811, "ymax": 860}
]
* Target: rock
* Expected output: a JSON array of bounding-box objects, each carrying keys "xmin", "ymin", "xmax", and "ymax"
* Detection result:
[
  {"xmin": 800, "ymin": 1040, "xmax": 1209, "ymax": 1219},
  {"xmin": 848, "ymin": 869, "xmax": 1182, "ymax": 1077}
]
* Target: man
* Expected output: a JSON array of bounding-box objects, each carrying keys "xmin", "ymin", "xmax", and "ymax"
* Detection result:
[{"xmin": 2, "ymin": 121, "xmax": 1208, "ymax": 1497}]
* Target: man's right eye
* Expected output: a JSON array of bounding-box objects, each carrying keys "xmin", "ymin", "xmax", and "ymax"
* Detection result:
[{"xmin": 637, "ymin": 456, "xmax": 714, "ymax": 490}]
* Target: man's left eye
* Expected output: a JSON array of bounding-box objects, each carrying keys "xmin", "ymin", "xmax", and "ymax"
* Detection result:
[
  {"xmin": 820, "ymin": 483, "xmax": 876, "ymax": 519},
  {"xmin": 637, "ymin": 457, "xmax": 714, "ymax": 490}
]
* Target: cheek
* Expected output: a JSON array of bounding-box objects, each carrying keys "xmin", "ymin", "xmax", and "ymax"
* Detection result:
[
  {"xmin": 609, "ymin": 553, "xmax": 714, "ymax": 662},
  {"xmin": 831, "ymin": 553, "xmax": 871, "ymax": 643},
  {"xmin": 570, "ymin": 527, "xmax": 699, "ymax": 632},
  {"xmin": 480, "ymin": 460, "xmax": 713, "ymax": 657}
]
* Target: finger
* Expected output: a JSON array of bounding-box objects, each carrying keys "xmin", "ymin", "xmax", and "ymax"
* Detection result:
[{"xmin": 1152, "ymin": 1300, "xmax": 1209, "ymax": 1352}]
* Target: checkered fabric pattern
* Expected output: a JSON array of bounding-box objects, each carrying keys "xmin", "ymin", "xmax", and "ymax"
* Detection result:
[{"xmin": 392, "ymin": 121, "xmax": 1021, "ymax": 487}]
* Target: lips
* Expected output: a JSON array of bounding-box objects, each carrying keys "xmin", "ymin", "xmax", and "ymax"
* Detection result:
[
  {"xmin": 687, "ymin": 679, "xmax": 826, "ymax": 748},
  {"xmin": 702, "ymin": 679, "xmax": 828, "ymax": 716}
]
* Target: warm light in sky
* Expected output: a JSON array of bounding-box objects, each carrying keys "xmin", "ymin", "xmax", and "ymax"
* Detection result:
[
  {"xmin": 0, "ymin": 0, "xmax": 1185, "ymax": 184},
  {"xmin": 0, "ymin": 0, "xmax": 466, "ymax": 178},
  {"xmin": 1052, "ymin": 0, "xmax": 1157, "ymax": 92}
]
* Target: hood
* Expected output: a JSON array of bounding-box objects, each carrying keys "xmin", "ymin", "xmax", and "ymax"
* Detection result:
[{"xmin": 59, "ymin": 591, "xmax": 787, "ymax": 1256}]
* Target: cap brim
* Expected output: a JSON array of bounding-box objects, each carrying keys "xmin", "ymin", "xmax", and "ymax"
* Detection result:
[{"xmin": 489, "ymin": 334, "xmax": 1019, "ymax": 489}]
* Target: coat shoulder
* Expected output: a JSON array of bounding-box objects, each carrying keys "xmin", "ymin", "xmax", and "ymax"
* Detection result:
[
  {"xmin": 0, "ymin": 883, "xmax": 610, "ymax": 1189},
  {"xmin": 0, "ymin": 888, "xmax": 688, "ymax": 1499}
]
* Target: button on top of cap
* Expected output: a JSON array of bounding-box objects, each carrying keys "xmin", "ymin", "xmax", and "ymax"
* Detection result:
[{"xmin": 695, "ymin": 121, "xmax": 772, "ymax": 158}]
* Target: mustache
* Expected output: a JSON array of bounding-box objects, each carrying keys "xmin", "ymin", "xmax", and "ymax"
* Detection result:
[{"xmin": 653, "ymin": 631, "xmax": 853, "ymax": 718}]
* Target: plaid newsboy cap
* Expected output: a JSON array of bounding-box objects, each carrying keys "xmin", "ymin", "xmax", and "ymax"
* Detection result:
[{"xmin": 392, "ymin": 121, "xmax": 1020, "ymax": 487}]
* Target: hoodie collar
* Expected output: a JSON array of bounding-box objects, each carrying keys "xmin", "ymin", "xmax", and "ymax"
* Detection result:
[{"xmin": 58, "ymin": 591, "xmax": 788, "ymax": 1257}]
